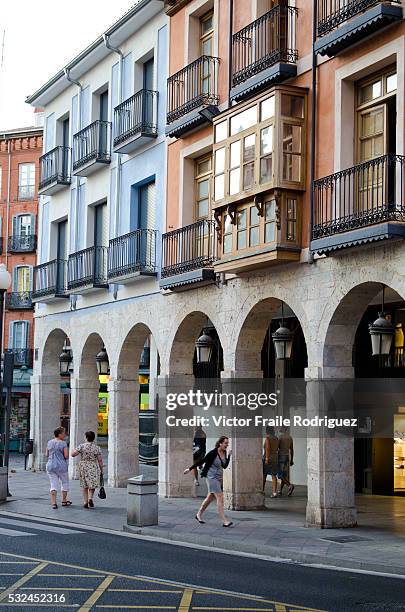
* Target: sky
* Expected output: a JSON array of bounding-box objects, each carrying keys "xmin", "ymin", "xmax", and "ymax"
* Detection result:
[{"xmin": 0, "ymin": 0, "xmax": 136, "ymax": 130}]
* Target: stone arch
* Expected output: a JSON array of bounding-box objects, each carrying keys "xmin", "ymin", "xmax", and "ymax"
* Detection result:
[
  {"xmin": 117, "ymin": 322, "xmax": 159, "ymax": 380},
  {"xmin": 78, "ymin": 332, "xmax": 108, "ymax": 380},
  {"xmin": 167, "ymin": 310, "xmax": 225, "ymax": 376},
  {"xmin": 41, "ymin": 327, "xmax": 71, "ymax": 377},
  {"xmin": 321, "ymin": 281, "xmax": 405, "ymax": 376},
  {"xmin": 232, "ymin": 296, "xmax": 309, "ymax": 375}
]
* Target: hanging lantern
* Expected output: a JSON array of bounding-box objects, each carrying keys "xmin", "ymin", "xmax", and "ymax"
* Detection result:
[
  {"xmin": 59, "ymin": 347, "xmax": 72, "ymax": 376},
  {"xmin": 272, "ymin": 323, "xmax": 294, "ymax": 361},
  {"xmin": 195, "ymin": 329, "xmax": 215, "ymax": 364},
  {"xmin": 369, "ymin": 313, "xmax": 394, "ymax": 357},
  {"xmin": 96, "ymin": 346, "xmax": 110, "ymax": 375}
]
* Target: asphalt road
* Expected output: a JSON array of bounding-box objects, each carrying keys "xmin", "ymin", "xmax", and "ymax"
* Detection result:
[{"xmin": 0, "ymin": 513, "xmax": 404, "ymax": 611}]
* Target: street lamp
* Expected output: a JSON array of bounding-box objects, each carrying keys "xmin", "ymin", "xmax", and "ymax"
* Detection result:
[
  {"xmin": 59, "ymin": 346, "xmax": 72, "ymax": 377},
  {"xmin": 272, "ymin": 302, "xmax": 294, "ymax": 361},
  {"xmin": 96, "ymin": 346, "xmax": 110, "ymax": 375},
  {"xmin": 195, "ymin": 329, "xmax": 215, "ymax": 364},
  {"xmin": 369, "ymin": 286, "xmax": 395, "ymax": 357}
]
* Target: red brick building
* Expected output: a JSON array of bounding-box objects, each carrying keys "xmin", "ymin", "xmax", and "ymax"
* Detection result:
[{"xmin": 0, "ymin": 121, "xmax": 42, "ymax": 448}]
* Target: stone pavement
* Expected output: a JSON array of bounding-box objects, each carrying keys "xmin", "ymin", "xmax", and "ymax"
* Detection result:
[{"xmin": 3, "ymin": 453, "xmax": 405, "ymax": 576}]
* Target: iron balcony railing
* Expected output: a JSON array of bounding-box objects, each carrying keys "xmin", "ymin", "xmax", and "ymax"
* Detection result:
[
  {"xmin": 317, "ymin": 0, "xmax": 401, "ymax": 37},
  {"xmin": 6, "ymin": 292, "xmax": 33, "ymax": 309},
  {"xmin": 33, "ymin": 259, "xmax": 68, "ymax": 299},
  {"xmin": 73, "ymin": 120, "xmax": 112, "ymax": 171},
  {"xmin": 114, "ymin": 90, "xmax": 158, "ymax": 147},
  {"xmin": 108, "ymin": 229, "xmax": 158, "ymax": 281},
  {"xmin": 162, "ymin": 219, "xmax": 218, "ymax": 278},
  {"xmin": 8, "ymin": 234, "xmax": 37, "ymax": 252},
  {"xmin": 312, "ymin": 154, "xmax": 405, "ymax": 239},
  {"xmin": 68, "ymin": 246, "xmax": 108, "ymax": 290},
  {"xmin": 18, "ymin": 184, "xmax": 35, "ymax": 200},
  {"xmin": 39, "ymin": 146, "xmax": 71, "ymax": 191},
  {"xmin": 167, "ymin": 55, "xmax": 219, "ymax": 124},
  {"xmin": 6, "ymin": 348, "xmax": 33, "ymax": 367},
  {"xmin": 232, "ymin": 4, "xmax": 298, "ymax": 87}
]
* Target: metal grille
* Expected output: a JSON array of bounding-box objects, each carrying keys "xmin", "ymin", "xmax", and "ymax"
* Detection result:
[
  {"xmin": 33, "ymin": 259, "xmax": 68, "ymax": 299},
  {"xmin": 67, "ymin": 246, "xmax": 108, "ymax": 289},
  {"xmin": 162, "ymin": 219, "xmax": 218, "ymax": 278},
  {"xmin": 114, "ymin": 89, "xmax": 158, "ymax": 146},
  {"xmin": 108, "ymin": 229, "xmax": 158, "ymax": 280},
  {"xmin": 73, "ymin": 120, "xmax": 112, "ymax": 171},
  {"xmin": 39, "ymin": 146, "xmax": 71, "ymax": 190},
  {"xmin": 317, "ymin": 0, "xmax": 401, "ymax": 37}
]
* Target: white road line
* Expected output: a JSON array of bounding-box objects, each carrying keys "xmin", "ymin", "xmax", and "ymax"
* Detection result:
[
  {"xmin": 0, "ymin": 518, "xmax": 83, "ymax": 535},
  {"xmin": 0, "ymin": 527, "xmax": 35, "ymax": 537}
]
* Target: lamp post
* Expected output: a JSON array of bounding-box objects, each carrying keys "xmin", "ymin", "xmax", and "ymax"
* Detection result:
[
  {"xmin": 59, "ymin": 344, "xmax": 73, "ymax": 377},
  {"xmin": 272, "ymin": 302, "xmax": 294, "ymax": 361},
  {"xmin": 195, "ymin": 329, "xmax": 216, "ymax": 365},
  {"xmin": 96, "ymin": 346, "xmax": 110, "ymax": 376},
  {"xmin": 369, "ymin": 285, "xmax": 395, "ymax": 357},
  {"xmin": 0, "ymin": 265, "xmax": 12, "ymax": 482}
]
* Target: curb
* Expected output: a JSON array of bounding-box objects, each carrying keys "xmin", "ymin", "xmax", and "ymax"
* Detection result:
[{"xmin": 123, "ymin": 524, "xmax": 405, "ymax": 577}]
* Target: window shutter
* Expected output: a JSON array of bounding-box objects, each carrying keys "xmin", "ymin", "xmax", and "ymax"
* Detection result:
[
  {"xmin": 12, "ymin": 215, "xmax": 17, "ymax": 237},
  {"xmin": 12, "ymin": 267, "xmax": 18, "ymax": 292},
  {"xmin": 9, "ymin": 321, "xmax": 14, "ymax": 349},
  {"xmin": 28, "ymin": 266, "xmax": 33, "ymax": 291},
  {"xmin": 30, "ymin": 214, "xmax": 36, "ymax": 235},
  {"xmin": 23, "ymin": 321, "xmax": 29, "ymax": 348}
]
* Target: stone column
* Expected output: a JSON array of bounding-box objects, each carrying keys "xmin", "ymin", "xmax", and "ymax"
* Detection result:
[
  {"xmin": 30, "ymin": 375, "xmax": 62, "ymax": 471},
  {"xmin": 222, "ymin": 370, "xmax": 265, "ymax": 511},
  {"xmin": 69, "ymin": 377, "xmax": 99, "ymax": 479},
  {"xmin": 158, "ymin": 374, "xmax": 194, "ymax": 498},
  {"xmin": 148, "ymin": 336, "xmax": 159, "ymax": 412},
  {"xmin": 107, "ymin": 379, "xmax": 139, "ymax": 487},
  {"xmin": 305, "ymin": 369, "xmax": 357, "ymax": 528}
]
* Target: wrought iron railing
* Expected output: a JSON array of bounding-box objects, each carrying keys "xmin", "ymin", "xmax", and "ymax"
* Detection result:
[
  {"xmin": 162, "ymin": 219, "xmax": 218, "ymax": 278},
  {"xmin": 6, "ymin": 292, "xmax": 33, "ymax": 309},
  {"xmin": 108, "ymin": 229, "xmax": 158, "ymax": 280},
  {"xmin": 73, "ymin": 120, "xmax": 112, "ymax": 171},
  {"xmin": 68, "ymin": 246, "xmax": 108, "ymax": 290},
  {"xmin": 39, "ymin": 146, "xmax": 71, "ymax": 191},
  {"xmin": 6, "ymin": 348, "xmax": 33, "ymax": 367},
  {"xmin": 317, "ymin": 0, "xmax": 401, "ymax": 37},
  {"xmin": 18, "ymin": 184, "xmax": 35, "ymax": 200},
  {"xmin": 167, "ymin": 55, "xmax": 219, "ymax": 124},
  {"xmin": 33, "ymin": 259, "xmax": 68, "ymax": 299},
  {"xmin": 232, "ymin": 5, "xmax": 298, "ymax": 87},
  {"xmin": 114, "ymin": 90, "xmax": 158, "ymax": 147},
  {"xmin": 8, "ymin": 234, "xmax": 37, "ymax": 252},
  {"xmin": 312, "ymin": 154, "xmax": 405, "ymax": 239}
]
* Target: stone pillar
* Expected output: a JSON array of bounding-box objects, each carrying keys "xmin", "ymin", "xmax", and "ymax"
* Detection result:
[
  {"xmin": 30, "ymin": 375, "xmax": 61, "ymax": 471},
  {"xmin": 158, "ymin": 374, "xmax": 193, "ymax": 498},
  {"xmin": 305, "ymin": 370, "xmax": 357, "ymax": 528},
  {"xmin": 107, "ymin": 379, "xmax": 139, "ymax": 487},
  {"xmin": 127, "ymin": 475, "xmax": 158, "ymax": 527},
  {"xmin": 148, "ymin": 336, "xmax": 158, "ymax": 412},
  {"xmin": 69, "ymin": 377, "xmax": 99, "ymax": 479},
  {"xmin": 222, "ymin": 370, "xmax": 265, "ymax": 511}
]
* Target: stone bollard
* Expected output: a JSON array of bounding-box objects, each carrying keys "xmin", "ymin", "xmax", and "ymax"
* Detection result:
[
  {"xmin": 0, "ymin": 467, "xmax": 8, "ymax": 503},
  {"xmin": 127, "ymin": 474, "xmax": 158, "ymax": 527}
]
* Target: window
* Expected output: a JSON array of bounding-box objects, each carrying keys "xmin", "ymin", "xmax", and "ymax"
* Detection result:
[
  {"xmin": 212, "ymin": 87, "xmax": 306, "ymax": 206},
  {"xmin": 264, "ymin": 200, "xmax": 276, "ymax": 243},
  {"xmin": 195, "ymin": 156, "xmax": 212, "ymax": 221},
  {"xmin": 223, "ymin": 214, "xmax": 233, "ymax": 254},
  {"xmin": 13, "ymin": 266, "xmax": 32, "ymax": 293},
  {"xmin": 18, "ymin": 163, "xmax": 35, "ymax": 200},
  {"xmin": 200, "ymin": 11, "xmax": 214, "ymax": 95},
  {"xmin": 10, "ymin": 321, "xmax": 29, "ymax": 349},
  {"xmin": 13, "ymin": 214, "xmax": 35, "ymax": 237},
  {"xmin": 286, "ymin": 198, "xmax": 297, "ymax": 241}
]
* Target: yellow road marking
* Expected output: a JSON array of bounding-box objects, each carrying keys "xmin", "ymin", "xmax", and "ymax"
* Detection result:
[
  {"xmin": 275, "ymin": 606, "xmax": 287, "ymax": 612},
  {"xmin": 40, "ymin": 574, "xmax": 105, "ymax": 577},
  {"xmin": 0, "ymin": 562, "xmax": 48, "ymax": 603},
  {"xmin": 178, "ymin": 588, "xmax": 193, "ymax": 612},
  {"xmin": 109, "ymin": 589, "xmax": 182, "ymax": 593},
  {"xmin": 79, "ymin": 575, "xmax": 114, "ymax": 611},
  {"xmin": 0, "ymin": 574, "xmax": 24, "ymax": 576},
  {"xmin": 96, "ymin": 607, "xmax": 177, "ymax": 609},
  {"xmin": 21, "ymin": 587, "xmax": 93, "ymax": 591},
  {"xmin": 192, "ymin": 608, "xmax": 281, "ymax": 611}
]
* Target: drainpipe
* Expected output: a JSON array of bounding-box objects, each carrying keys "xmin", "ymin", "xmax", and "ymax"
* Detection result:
[
  {"xmin": 104, "ymin": 34, "xmax": 124, "ymax": 239},
  {"xmin": 308, "ymin": 0, "xmax": 318, "ymax": 265},
  {"xmin": 2, "ymin": 138, "xmax": 11, "ymax": 356},
  {"xmin": 64, "ymin": 68, "xmax": 83, "ymax": 252},
  {"xmin": 228, "ymin": 0, "xmax": 234, "ymax": 109}
]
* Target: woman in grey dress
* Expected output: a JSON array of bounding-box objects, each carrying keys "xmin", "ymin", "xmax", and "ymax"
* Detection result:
[{"xmin": 184, "ymin": 436, "xmax": 233, "ymax": 527}]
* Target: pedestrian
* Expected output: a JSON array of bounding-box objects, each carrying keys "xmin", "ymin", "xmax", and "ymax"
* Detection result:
[
  {"xmin": 263, "ymin": 425, "xmax": 279, "ymax": 497},
  {"xmin": 71, "ymin": 431, "xmax": 104, "ymax": 508},
  {"xmin": 46, "ymin": 426, "xmax": 71, "ymax": 509},
  {"xmin": 184, "ymin": 435, "xmax": 233, "ymax": 527},
  {"xmin": 192, "ymin": 426, "xmax": 207, "ymax": 486},
  {"xmin": 278, "ymin": 426, "xmax": 294, "ymax": 496}
]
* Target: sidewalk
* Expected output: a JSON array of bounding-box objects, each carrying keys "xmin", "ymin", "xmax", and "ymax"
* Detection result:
[{"xmin": 3, "ymin": 457, "xmax": 405, "ymax": 576}]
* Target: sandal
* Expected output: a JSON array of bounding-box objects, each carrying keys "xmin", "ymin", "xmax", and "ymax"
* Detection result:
[
  {"xmin": 223, "ymin": 522, "xmax": 233, "ymax": 527},
  {"xmin": 88, "ymin": 499, "xmax": 94, "ymax": 508},
  {"xmin": 62, "ymin": 501, "xmax": 72, "ymax": 506},
  {"xmin": 195, "ymin": 514, "xmax": 205, "ymax": 524},
  {"xmin": 52, "ymin": 504, "xmax": 58, "ymax": 509}
]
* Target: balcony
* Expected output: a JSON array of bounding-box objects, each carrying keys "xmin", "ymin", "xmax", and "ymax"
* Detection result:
[
  {"xmin": 108, "ymin": 229, "xmax": 158, "ymax": 283},
  {"xmin": 5, "ymin": 292, "xmax": 33, "ymax": 310},
  {"xmin": 8, "ymin": 234, "xmax": 37, "ymax": 253},
  {"xmin": 18, "ymin": 184, "xmax": 35, "ymax": 201},
  {"xmin": 73, "ymin": 120, "xmax": 112, "ymax": 176},
  {"xmin": 114, "ymin": 90, "xmax": 158, "ymax": 154},
  {"xmin": 68, "ymin": 246, "xmax": 108, "ymax": 293},
  {"xmin": 6, "ymin": 348, "xmax": 33, "ymax": 368},
  {"xmin": 231, "ymin": 5, "xmax": 298, "ymax": 103},
  {"xmin": 39, "ymin": 146, "xmax": 71, "ymax": 195},
  {"xmin": 315, "ymin": 0, "xmax": 403, "ymax": 57},
  {"xmin": 311, "ymin": 154, "xmax": 405, "ymax": 255},
  {"xmin": 160, "ymin": 219, "xmax": 218, "ymax": 291},
  {"xmin": 166, "ymin": 55, "xmax": 220, "ymax": 139},
  {"xmin": 33, "ymin": 259, "xmax": 69, "ymax": 302}
]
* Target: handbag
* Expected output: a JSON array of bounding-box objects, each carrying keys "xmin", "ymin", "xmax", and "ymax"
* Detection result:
[{"xmin": 98, "ymin": 473, "xmax": 106, "ymax": 500}]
